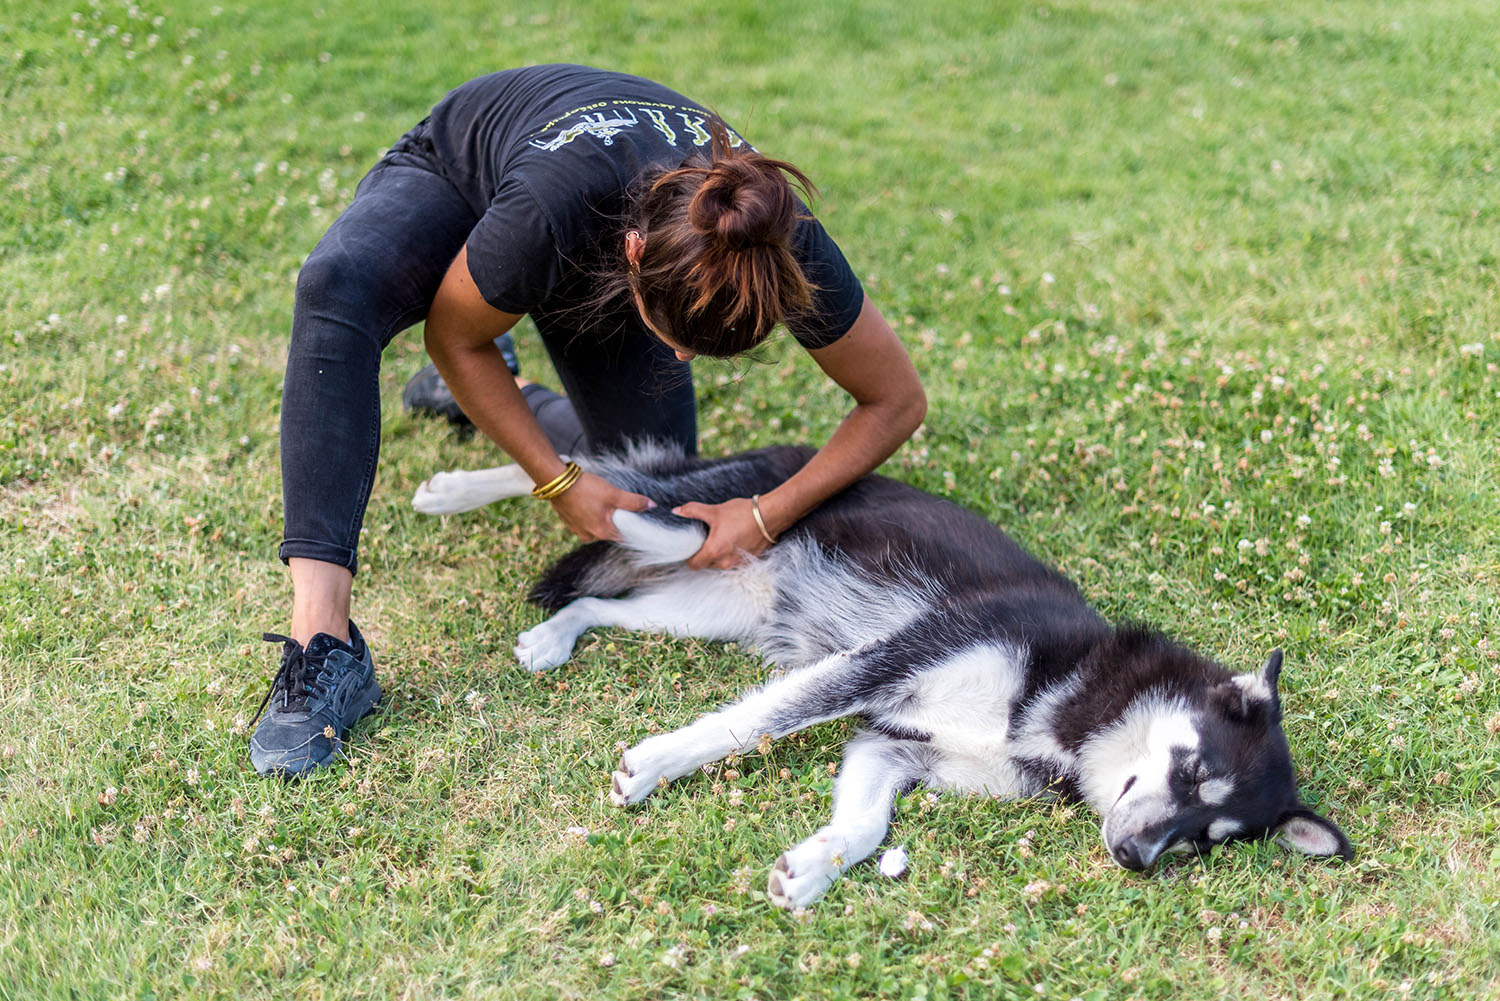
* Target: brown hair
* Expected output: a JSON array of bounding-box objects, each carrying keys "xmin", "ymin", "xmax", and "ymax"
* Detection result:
[{"xmin": 625, "ymin": 118, "xmax": 817, "ymax": 358}]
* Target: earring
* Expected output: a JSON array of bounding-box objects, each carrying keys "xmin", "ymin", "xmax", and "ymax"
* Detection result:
[{"xmin": 626, "ymin": 230, "xmax": 643, "ymax": 272}]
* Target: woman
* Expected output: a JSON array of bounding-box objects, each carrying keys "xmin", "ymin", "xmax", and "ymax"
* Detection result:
[{"xmin": 251, "ymin": 65, "xmax": 926, "ymax": 777}]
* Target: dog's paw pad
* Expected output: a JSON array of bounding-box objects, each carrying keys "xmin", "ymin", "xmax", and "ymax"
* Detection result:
[
  {"xmin": 767, "ymin": 852, "xmax": 824, "ymax": 909},
  {"xmin": 767, "ymin": 843, "xmax": 841, "ymax": 909},
  {"xmin": 608, "ymin": 754, "xmax": 660, "ymax": 806},
  {"xmin": 608, "ymin": 770, "xmax": 631, "ymax": 807},
  {"xmin": 767, "ymin": 858, "xmax": 791, "ymax": 908}
]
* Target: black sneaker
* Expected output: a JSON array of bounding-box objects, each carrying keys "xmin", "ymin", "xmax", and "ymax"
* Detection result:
[
  {"xmin": 249, "ymin": 622, "xmax": 381, "ymax": 777},
  {"xmin": 403, "ymin": 333, "xmax": 520, "ymax": 427}
]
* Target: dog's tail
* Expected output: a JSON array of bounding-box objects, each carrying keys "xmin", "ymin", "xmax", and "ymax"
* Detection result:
[
  {"xmin": 610, "ymin": 509, "xmax": 707, "ymax": 565},
  {"xmin": 527, "ymin": 509, "xmax": 707, "ymax": 612}
]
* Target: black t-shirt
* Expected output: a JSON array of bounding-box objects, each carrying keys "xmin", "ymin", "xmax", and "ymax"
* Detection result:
[{"xmin": 424, "ymin": 64, "xmax": 865, "ymax": 349}]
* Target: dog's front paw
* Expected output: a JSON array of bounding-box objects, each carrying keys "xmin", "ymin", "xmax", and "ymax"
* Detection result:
[
  {"xmin": 411, "ymin": 471, "xmax": 481, "ymax": 515},
  {"xmin": 608, "ymin": 747, "xmax": 665, "ymax": 807},
  {"xmin": 766, "ymin": 836, "xmax": 843, "ymax": 909},
  {"xmin": 514, "ymin": 619, "xmax": 580, "ymax": 672}
]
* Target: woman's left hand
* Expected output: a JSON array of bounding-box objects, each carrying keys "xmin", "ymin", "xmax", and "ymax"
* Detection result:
[{"xmin": 673, "ymin": 498, "xmax": 774, "ymax": 570}]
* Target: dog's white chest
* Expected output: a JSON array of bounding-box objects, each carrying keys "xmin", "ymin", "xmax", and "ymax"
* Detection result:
[
  {"xmin": 884, "ymin": 643, "xmax": 1031, "ymax": 798},
  {"xmin": 925, "ymin": 732, "xmax": 1029, "ymax": 798}
]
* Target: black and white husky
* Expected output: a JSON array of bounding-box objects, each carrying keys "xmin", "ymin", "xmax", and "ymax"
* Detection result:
[{"xmin": 414, "ymin": 443, "xmax": 1352, "ymax": 908}]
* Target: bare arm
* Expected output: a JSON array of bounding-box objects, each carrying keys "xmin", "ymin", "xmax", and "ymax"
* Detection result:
[
  {"xmin": 676, "ymin": 296, "xmax": 926, "ymax": 568},
  {"xmin": 423, "ymin": 246, "xmax": 650, "ymax": 540}
]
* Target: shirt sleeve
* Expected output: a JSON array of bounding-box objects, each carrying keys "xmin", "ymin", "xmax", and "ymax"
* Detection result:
[
  {"xmin": 785, "ymin": 214, "xmax": 867, "ymax": 350},
  {"xmin": 463, "ymin": 177, "xmax": 565, "ymax": 315}
]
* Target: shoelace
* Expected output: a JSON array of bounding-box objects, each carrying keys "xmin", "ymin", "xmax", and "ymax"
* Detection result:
[{"xmin": 251, "ymin": 633, "xmax": 317, "ymax": 726}]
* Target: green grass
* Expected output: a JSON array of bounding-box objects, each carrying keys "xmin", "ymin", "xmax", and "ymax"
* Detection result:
[{"xmin": 3, "ymin": 0, "xmax": 1499, "ymax": 997}]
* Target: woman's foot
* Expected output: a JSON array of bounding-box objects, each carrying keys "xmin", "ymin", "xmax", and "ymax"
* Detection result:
[{"xmin": 249, "ymin": 622, "xmax": 381, "ymax": 777}]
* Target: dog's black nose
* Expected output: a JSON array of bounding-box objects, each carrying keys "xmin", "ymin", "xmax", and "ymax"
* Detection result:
[{"xmin": 1113, "ymin": 840, "xmax": 1148, "ymax": 870}]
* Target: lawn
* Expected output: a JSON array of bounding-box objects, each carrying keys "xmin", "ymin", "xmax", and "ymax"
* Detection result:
[{"xmin": 2, "ymin": 1, "xmax": 1498, "ymax": 998}]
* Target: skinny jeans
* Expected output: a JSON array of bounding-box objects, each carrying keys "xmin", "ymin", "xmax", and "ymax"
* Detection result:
[{"xmin": 278, "ymin": 127, "xmax": 697, "ymax": 573}]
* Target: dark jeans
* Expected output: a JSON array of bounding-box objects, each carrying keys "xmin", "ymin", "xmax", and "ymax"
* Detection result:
[{"xmin": 278, "ymin": 128, "xmax": 697, "ymax": 573}]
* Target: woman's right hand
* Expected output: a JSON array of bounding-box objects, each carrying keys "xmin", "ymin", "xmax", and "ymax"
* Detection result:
[{"xmin": 549, "ymin": 470, "xmax": 654, "ymax": 541}]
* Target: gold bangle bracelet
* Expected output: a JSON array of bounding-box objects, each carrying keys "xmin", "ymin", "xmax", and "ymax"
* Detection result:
[
  {"xmin": 549, "ymin": 465, "xmax": 582, "ymax": 499},
  {"xmin": 750, "ymin": 494, "xmax": 777, "ymax": 545},
  {"xmin": 531, "ymin": 461, "xmax": 582, "ymax": 500},
  {"xmin": 530, "ymin": 465, "xmax": 569, "ymax": 498}
]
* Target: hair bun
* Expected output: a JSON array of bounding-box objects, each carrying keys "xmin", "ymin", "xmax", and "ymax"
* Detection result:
[
  {"xmin": 687, "ymin": 156, "xmax": 796, "ymax": 251},
  {"xmin": 627, "ymin": 116, "xmax": 819, "ymax": 357}
]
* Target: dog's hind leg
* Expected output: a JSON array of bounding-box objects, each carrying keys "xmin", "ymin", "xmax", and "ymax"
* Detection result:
[
  {"xmin": 768, "ymin": 732, "xmax": 927, "ymax": 909},
  {"xmin": 514, "ymin": 509, "xmax": 722, "ymax": 670},
  {"xmin": 608, "ymin": 645, "xmax": 884, "ymax": 805},
  {"xmin": 515, "ymin": 564, "xmax": 766, "ymax": 671},
  {"xmin": 413, "ymin": 462, "xmax": 573, "ymax": 515}
]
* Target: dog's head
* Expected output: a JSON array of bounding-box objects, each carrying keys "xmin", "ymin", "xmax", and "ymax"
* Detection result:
[{"xmin": 1082, "ymin": 648, "xmax": 1352, "ymax": 870}]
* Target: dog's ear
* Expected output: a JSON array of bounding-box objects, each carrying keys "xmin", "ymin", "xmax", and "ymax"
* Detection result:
[
  {"xmin": 1260, "ymin": 648, "xmax": 1284, "ymax": 695},
  {"xmin": 1212, "ymin": 650, "xmax": 1284, "ymax": 725},
  {"xmin": 1274, "ymin": 805, "xmax": 1354, "ymax": 861}
]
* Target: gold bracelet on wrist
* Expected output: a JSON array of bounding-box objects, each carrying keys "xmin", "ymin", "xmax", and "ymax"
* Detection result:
[
  {"xmin": 531, "ymin": 461, "xmax": 583, "ymax": 500},
  {"xmin": 750, "ymin": 494, "xmax": 777, "ymax": 545}
]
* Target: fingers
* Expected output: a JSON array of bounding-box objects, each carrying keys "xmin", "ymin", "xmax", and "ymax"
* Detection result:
[
  {"xmin": 676, "ymin": 502, "xmax": 720, "ymax": 570},
  {"xmin": 554, "ymin": 479, "xmax": 658, "ymax": 543},
  {"xmin": 686, "ymin": 547, "xmax": 744, "ymax": 571},
  {"xmin": 685, "ymin": 547, "xmax": 718, "ymax": 571},
  {"xmin": 672, "ymin": 501, "xmax": 709, "ymax": 522},
  {"xmin": 616, "ymin": 490, "xmax": 655, "ymax": 513},
  {"xmin": 675, "ymin": 499, "xmax": 766, "ymax": 570}
]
